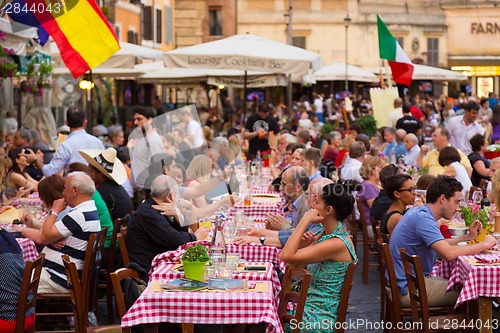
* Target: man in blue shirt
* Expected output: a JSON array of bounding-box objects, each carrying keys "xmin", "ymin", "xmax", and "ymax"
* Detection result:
[
  {"xmin": 382, "ymin": 127, "xmax": 406, "ymax": 160},
  {"xmin": 23, "ymin": 108, "xmax": 104, "ymax": 176},
  {"xmin": 390, "ymin": 175, "xmax": 496, "ymax": 307}
]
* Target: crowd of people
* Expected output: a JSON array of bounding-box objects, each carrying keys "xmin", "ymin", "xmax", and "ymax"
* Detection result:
[{"xmin": 1, "ymin": 90, "xmax": 500, "ymax": 330}]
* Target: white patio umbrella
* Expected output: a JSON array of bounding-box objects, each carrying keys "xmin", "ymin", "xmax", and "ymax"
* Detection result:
[
  {"xmin": 164, "ymin": 34, "xmax": 322, "ymax": 110},
  {"xmin": 313, "ymin": 62, "xmax": 378, "ymax": 82},
  {"xmin": 48, "ymin": 40, "xmax": 163, "ymax": 69},
  {"xmin": 164, "ymin": 34, "xmax": 322, "ymax": 74},
  {"xmin": 371, "ymin": 64, "xmax": 467, "ymax": 81}
]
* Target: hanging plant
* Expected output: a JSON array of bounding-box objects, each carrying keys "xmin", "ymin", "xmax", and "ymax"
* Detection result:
[
  {"xmin": 0, "ymin": 31, "xmax": 19, "ymax": 80},
  {"xmin": 20, "ymin": 58, "xmax": 53, "ymax": 96}
]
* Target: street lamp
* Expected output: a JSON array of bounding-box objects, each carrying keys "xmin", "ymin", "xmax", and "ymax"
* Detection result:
[{"xmin": 344, "ymin": 14, "xmax": 351, "ymax": 93}]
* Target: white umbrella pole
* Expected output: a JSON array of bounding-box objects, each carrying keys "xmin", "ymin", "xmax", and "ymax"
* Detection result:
[{"xmin": 243, "ymin": 70, "xmax": 247, "ymax": 115}]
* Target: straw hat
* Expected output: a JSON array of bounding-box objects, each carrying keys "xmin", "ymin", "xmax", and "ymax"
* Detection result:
[{"xmin": 79, "ymin": 148, "xmax": 126, "ymax": 185}]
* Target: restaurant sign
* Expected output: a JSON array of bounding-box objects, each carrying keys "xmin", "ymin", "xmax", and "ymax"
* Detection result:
[
  {"xmin": 471, "ymin": 22, "xmax": 500, "ymax": 34},
  {"xmin": 207, "ymin": 75, "xmax": 286, "ymax": 88}
]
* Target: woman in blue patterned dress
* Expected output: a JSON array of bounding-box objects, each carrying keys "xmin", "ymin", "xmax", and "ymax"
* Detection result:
[{"xmin": 280, "ymin": 182, "xmax": 357, "ymax": 332}]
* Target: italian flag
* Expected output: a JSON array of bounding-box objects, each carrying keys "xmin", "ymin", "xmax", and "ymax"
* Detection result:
[{"xmin": 377, "ymin": 15, "xmax": 414, "ymax": 86}]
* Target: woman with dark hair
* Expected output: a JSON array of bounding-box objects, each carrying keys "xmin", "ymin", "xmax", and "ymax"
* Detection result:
[
  {"xmin": 468, "ymin": 133, "xmax": 491, "ymax": 187},
  {"xmin": 439, "ymin": 146, "xmax": 472, "ymax": 192},
  {"xmin": 380, "ymin": 174, "xmax": 415, "ymax": 234},
  {"xmin": 5, "ymin": 151, "xmax": 38, "ymax": 199},
  {"xmin": 280, "ymin": 182, "xmax": 357, "ymax": 331}
]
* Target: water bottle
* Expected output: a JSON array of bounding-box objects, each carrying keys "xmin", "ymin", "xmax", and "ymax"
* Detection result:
[
  {"xmin": 228, "ymin": 165, "xmax": 240, "ymax": 195},
  {"xmin": 210, "ymin": 215, "xmax": 226, "ymax": 265},
  {"xmin": 389, "ymin": 147, "xmax": 396, "ymax": 164}
]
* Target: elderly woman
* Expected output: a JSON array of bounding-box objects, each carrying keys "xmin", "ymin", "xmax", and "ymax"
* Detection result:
[
  {"xmin": 280, "ymin": 183, "xmax": 357, "ymax": 331},
  {"xmin": 357, "ymin": 156, "xmax": 386, "ymax": 239},
  {"xmin": 323, "ymin": 131, "xmax": 342, "ymax": 164},
  {"xmin": 108, "ymin": 128, "xmax": 125, "ymax": 149}
]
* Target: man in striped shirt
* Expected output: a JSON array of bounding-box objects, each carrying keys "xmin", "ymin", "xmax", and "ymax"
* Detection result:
[{"xmin": 24, "ymin": 172, "xmax": 101, "ymax": 293}]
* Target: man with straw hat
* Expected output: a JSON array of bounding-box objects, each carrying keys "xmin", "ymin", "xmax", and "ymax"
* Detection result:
[{"xmin": 80, "ymin": 147, "xmax": 134, "ymax": 221}]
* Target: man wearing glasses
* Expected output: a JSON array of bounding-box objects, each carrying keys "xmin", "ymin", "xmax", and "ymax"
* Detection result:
[{"xmin": 234, "ymin": 166, "xmax": 319, "ymax": 247}]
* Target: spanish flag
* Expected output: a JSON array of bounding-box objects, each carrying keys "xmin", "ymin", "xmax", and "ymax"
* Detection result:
[{"xmin": 16, "ymin": 0, "xmax": 120, "ymax": 78}]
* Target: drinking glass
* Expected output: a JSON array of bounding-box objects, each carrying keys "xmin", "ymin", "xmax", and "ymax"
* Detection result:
[
  {"xmin": 226, "ymin": 253, "xmax": 241, "ymax": 269},
  {"xmin": 472, "ymin": 191, "xmax": 483, "ymax": 205},
  {"xmin": 217, "ymin": 265, "xmax": 233, "ymax": 279},
  {"xmin": 203, "ymin": 266, "xmax": 217, "ymax": 282},
  {"xmin": 223, "ymin": 224, "xmax": 236, "ymax": 244}
]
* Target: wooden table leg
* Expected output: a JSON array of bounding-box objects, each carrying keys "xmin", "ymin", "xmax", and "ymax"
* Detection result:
[
  {"xmin": 478, "ymin": 296, "xmax": 492, "ymax": 333},
  {"xmin": 181, "ymin": 323, "xmax": 194, "ymax": 333}
]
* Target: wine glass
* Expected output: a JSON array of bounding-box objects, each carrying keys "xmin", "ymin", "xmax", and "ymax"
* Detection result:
[{"xmin": 472, "ymin": 191, "xmax": 483, "ymax": 206}]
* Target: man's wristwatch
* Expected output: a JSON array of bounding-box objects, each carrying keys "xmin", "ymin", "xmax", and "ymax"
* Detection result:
[
  {"xmin": 49, "ymin": 210, "xmax": 58, "ymax": 217},
  {"xmin": 259, "ymin": 236, "xmax": 266, "ymax": 245}
]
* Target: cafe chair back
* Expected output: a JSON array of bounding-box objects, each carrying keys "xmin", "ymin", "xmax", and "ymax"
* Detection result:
[
  {"xmin": 356, "ymin": 198, "xmax": 378, "ymax": 284},
  {"xmin": 278, "ymin": 265, "xmax": 312, "ymax": 332},
  {"xmin": 336, "ymin": 260, "xmax": 357, "ymax": 333},
  {"xmin": 400, "ymin": 249, "xmax": 473, "ymax": 333},
  {"xmin": 62, "ymin": 255, "xmax": 122, "ymax": 333},
  {"xmin": 16, "ymin": 253, "xmax": 45, "ymax": 333}
]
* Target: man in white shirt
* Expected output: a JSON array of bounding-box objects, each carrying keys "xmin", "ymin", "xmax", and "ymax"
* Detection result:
[
  {"xmin": 446, "ymin": 102, "xmax": 485, "ymax": 155},
  {"xmin": 403, "ymin": 133, "xmax": 421, "ymax": 166},
  {"xmin": 340, "ymin": 141, "xmax": 366, "ymax": 183},
  {"xmin": 386, "ymin": 98, "xmax": 403, "ymax": 127}
]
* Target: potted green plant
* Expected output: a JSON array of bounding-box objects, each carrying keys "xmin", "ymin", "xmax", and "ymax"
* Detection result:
[{"xmin": 181, "ymin": 244, "xmax": 210, "ymax": 281}]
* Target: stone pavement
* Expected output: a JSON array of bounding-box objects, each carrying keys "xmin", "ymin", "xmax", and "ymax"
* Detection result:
[{"xmin": 345, "ymin": 238, "xmax": 383, "ymax": 333}]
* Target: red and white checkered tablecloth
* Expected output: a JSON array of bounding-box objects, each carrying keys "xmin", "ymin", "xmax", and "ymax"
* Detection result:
[
  {"xmin": 149, "ymin": 262, "xmax": 282, "ymax": 299},
  {"xmin": 446, "ymin": 254, "xmax": 500, "ymax": 307},
  {"xmin": 228, "ymin": 204, "xmax": 281, "ymax": 220},
  {"xmin": 16, "ymin": 238, "xmax": 39, "ymax": 263},
  {"xmin": 150, "ymin": 241, "xmax": 286, "ymax": 275},
  {"xmin": 121, "ymin": 281, "xmax": 283, "ymax": 333},
  {"xmin": 430, "ymin": 259, "xmax": 456, "ymax": 279}
]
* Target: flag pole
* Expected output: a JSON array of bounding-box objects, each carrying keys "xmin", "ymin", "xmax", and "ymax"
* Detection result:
[{"xmin": 383, "ymin": 60, "xmax": 393, "ymax": 87}]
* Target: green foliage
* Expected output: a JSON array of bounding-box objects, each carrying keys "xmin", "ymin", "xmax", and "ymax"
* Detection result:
[
  {"xmin": 181, "ymin": 244, "xmax": 210, "ymax": 262},
  {"xmin": 0, "ymin": 32, "xmax": 19, "ymax": 80},
  {"xmin": 356, "ymin": 115, "xmax": 377, "ymax": 138},
  {"xmin": 320, "ymin": 122, "xmax": 336, "ymax": 137},
  {"xmin": 461, "ymin": 206, "xmax": 490, "ymax": 228}
]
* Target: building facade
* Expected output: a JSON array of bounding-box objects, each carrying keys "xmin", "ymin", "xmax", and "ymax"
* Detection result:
[
  {"xmin": 175, "ymin": 0, "xmax": 236, "ymax": 48},
  {"xmin": 442, "ymin": 1, "xmax": 500, "ymax": 97}
]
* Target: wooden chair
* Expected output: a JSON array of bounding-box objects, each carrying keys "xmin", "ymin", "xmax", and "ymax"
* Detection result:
[
  {"xmin": 468, "ymin": 186, "xmax": 481, "ymax": 201},
  {"xmin": 16, "ymin": 253, "xmax": 45, "ymax": 333},
  {"xmin": 109, "ymin": 268, "xmax": 141, "ymax": 333},
  {"xmin": 97, "ymin": 215, "xmax": 130, "ymax": 322},
  {"xmin": 117, "ymin": 227, "xmax": 130, "ymax": 267},
  {"xmin": 399, "ymin": 249, "xmax": 473, "ymax": 333},
  {"xmin": 336, "ymin": 260, "xmax": 357, "ymax": 333},
  {"xmin": 36, "ymin": 230, "xmax": 106, "ymax": 332},
  {"xmin": 278, "ymin": 265, "xmax": 312, "ymax": 332},
  {"xmin": 378, "ymin": 241, "xmax": 412, "ymax": 332},
  {"xmin": 356, "ymin": 198, "xmax": 378, "ymax": 284},
  {"xmin": 61, "ymin": 255, "xmax": 121, "ymax": 333}
]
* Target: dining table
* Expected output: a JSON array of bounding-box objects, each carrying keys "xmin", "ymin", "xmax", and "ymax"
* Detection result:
[
  {"xmin": 433, "ymin": 252, "xmax": 500, "ymax": 333},
  {"xmin": 121, "ymin": 279, "xmax": 283, "ymax": 333}
]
